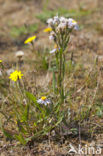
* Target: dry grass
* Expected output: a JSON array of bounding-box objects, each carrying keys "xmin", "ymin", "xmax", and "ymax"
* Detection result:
[{"xmin": 0, "ymin": 0, "xmax": 103, "ymax": 155}]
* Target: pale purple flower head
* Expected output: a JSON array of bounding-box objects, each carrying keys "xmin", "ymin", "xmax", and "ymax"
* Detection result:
[
  {"xmin": 50, "ymin": 48, "xmax": 60, "ymax": 54},
  {"xmin": 49, "ymin": 35, "xmax": 54, "ymax": 40},
  {"xmin": 68, "ymin": 18, "xmax": 78, "ymax": 29},
  {"xmin": 57, "ymin": 23, "xmax": 66, "ymax": 30},
  {"xmin": 59, "ymin": 17, "xmax": 67, "ymax": 23},
  {"xmin": 50, "ymin": 48, "xmax": 57, "ymax": 54},
  {"xmin": 47, "ymin": 18, "xmax": 54, "ymax": 26},
  {"xmin": 53, "ymin": 16, "xmax": 60, "ymax": 25},
  {"xmin": 37, "ymin": 97, "xmax": 51, "ymax": 106}
]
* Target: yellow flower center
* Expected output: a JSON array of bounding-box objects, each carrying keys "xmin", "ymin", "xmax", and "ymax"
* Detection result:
[
  {"xmin": 41, "ymin": 96, "xmax": 47, "ymax": 101},
  {"xmin": 0, "ymin": 60, "xmax": 2, "ymax": 63}
]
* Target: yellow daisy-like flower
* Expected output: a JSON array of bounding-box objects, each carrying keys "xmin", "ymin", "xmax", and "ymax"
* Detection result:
[
  {"xmin": 41, "ymin": 96, "xmax": 47, "ymax": 100},
  {"xmin": 43, "ymin": 27, "xmax": 52, "ymax": 32},
  {"xmin": 0, "ymin": 60, "xmax": 2, "ymax": 63},
  {"xmin": 24, "ymin": 35, "xmax": 36, "ymax": 44},
  {"xmin": 9, "ymin": 70, "xmax": 23, "ymax": 82}
]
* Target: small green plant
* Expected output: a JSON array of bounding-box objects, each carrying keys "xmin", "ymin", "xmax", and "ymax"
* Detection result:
[
  {"xmin": 0, "ymin": 87, "xmax": 64, "ymax": 144},
  {"xmin": 0, "ymin": 67, "xmax": 64, "ymax": 144},
  {"xmin": 10, "ymin": 23, "xmax": 38, "ymax": 38}
]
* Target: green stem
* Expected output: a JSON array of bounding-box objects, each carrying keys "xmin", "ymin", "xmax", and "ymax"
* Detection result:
[
  {"xmin": 59, "ymin": 49, "xmax": 62, "ymax": 89},
  {"xmin": 58, "ymin": 48, "xmax": 64, "ymax": 103}
]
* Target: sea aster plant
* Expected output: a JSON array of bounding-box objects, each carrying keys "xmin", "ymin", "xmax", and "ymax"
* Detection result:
[{"xmin": 45, "ymin": 16, "xmax": 78, "ymax": 103}]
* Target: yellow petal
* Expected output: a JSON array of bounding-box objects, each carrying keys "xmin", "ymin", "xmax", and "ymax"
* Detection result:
[
  {"xmin": 24, "ymin": 35, "xmax": 36, "ymax": 44},
  {"xmin": 43, "ymin": 27, "xmax": 52, "ymax": 32}
]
